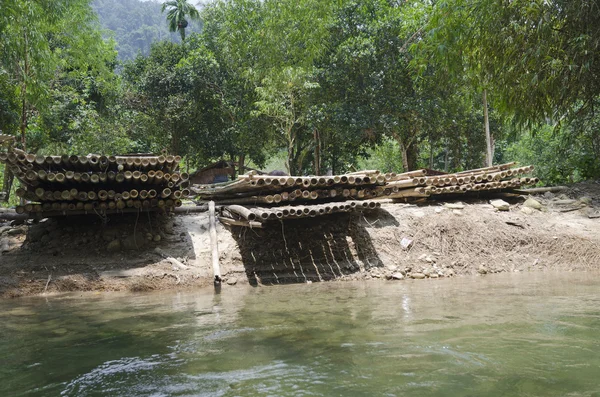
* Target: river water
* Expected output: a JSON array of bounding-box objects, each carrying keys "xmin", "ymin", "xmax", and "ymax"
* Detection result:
[{"xmin": 1, "ymin": 273, "xmax": 599, "ymax": 396}]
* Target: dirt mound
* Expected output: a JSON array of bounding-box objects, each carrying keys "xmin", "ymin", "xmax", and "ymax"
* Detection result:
[
  {"xmin": 1, "ymin": 182, "xmax": 599, "ymax": 297},
  {"xmin": 369, "ymin": 203, "xmax": 600, "ymax": 277}
]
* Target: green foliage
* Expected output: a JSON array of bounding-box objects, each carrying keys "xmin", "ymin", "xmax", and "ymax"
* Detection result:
[
  {"xmin": 161, "ymin": 0, "xmax": 200, "ymax": 42},
  {"xmin": 427, "ymin": 0, "xmax": 600, "ymax": 126},
  {"xmin": 1, "ymin": 0, "xmax": 599, "ymax": 187},
  {"xmin": 357, "ymin": 139, "xmax": 405, "ymax": 174},
  {"xmin": 0, "ymin": 71, "xmax": 18, "ymax": 134},
  {"xmin": 0, "ymin": 0, "xmax": 116, "ymax": 150},
  {"xmin": 503, "ymin": 123, "xmax": 600, "ymax": 186}
]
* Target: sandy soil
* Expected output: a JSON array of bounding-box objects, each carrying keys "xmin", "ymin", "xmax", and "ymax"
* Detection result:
[{"xmin": 1, "ymin": 181, "xmax": 599, "ymax": 298}]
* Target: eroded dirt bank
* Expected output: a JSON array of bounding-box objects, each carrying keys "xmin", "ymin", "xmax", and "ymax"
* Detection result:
[{"xmin": 1, "ymin": 181, "xmax": 599, "ymax": 298}]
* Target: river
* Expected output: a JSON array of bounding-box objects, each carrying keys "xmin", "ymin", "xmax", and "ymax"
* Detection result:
[{"xmin": 1, "ymin": 272, "xmax": 599, "ymax": 396}]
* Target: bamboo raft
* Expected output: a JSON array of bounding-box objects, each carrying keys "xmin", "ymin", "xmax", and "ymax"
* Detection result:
[
  {"xmin": 193, "ymin": 162, "xmax": 538, "ymax": 227},
  {"xmin": 0, "ymin": 148, "xmax": 190, "ymax": 217}
]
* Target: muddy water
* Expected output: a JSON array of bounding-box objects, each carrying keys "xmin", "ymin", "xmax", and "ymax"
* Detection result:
[{"xmin": 1, "ymin": 273, "xmax": 600, "ymax": 396}]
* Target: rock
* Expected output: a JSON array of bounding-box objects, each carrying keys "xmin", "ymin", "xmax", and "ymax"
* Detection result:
[
  {"xmin": 579, "ymin": 196, "xmax": 593, "ymax": 206},
  {"xmin": 445, "ymin": 202, "xmax": 465, "ymax": 210},
  {"xmin": 477, "ymin": 265, "xmax": 488, "ymax": 275},
  {"xmin": 0, "ymin": 240, "xmax": 11, "ymax": 253},
  {"xmin": 452, "ymin": 210, "xmax": 463, "ymax": 216},
  {"xmin": 390, "ymin": 272, "xmax": 404, "ymax": 280},
  {"xmin": 435, "ymin": 208, "xmax": 444, "ymax": 214},
  {"xmin": 523, "ymin": 198, "xmax": 543, "ymax": 210},
  {"xmin": 226, "ymin": 277, "xmax": 238, "ymax": 285},
  {"xmin": 400, "ymin": 237, "xmax": 413, "ymax": 250},
  {"xmin": 521, "ymin": 206, "xmax": 535, "ymax": 215},
  {"xmin": 429, "ymin": 273, "xmax": 439, "ymax": 279},
  {"xmin": 445, "ymin": 269, "xmax": 455, "ymax": 277},
  {"xmin": 411, "ymin": 272, "xmax": 426, "ymax": 279},
  {"xmin": 543, "ymin": 191, "xmax": 554, "ymax": 199},
  {"xmin": 102, "ymin": 230, "xmax": 119, "ymax": 242},
  {"xmin": 490, "ymin": 199, "xmax": 510, "ymax": 211},
  {"xmin": 552, "ymin": 199, "xmax": 577, "ymax": 206},
  {"xmin": 121, "ymin": 235, "xmax": 146, "ymax": 250},
  {"xmin": 27, "ymin": 227, "xmax": 47, "ymax": 243},
  {"xmin": 6, "ymin": 226, "xmax": 26, "ymax": 236},
  {"xmin": 106, "ymin": 239, "xmax": 121, "ymax": 252},
  {"xmin": 423, "ymin": 268, "xmax": 431, "ymax": 277}
]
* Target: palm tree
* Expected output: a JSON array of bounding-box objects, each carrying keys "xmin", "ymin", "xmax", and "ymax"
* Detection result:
[{"xmin": 161, "ymin": 0, "xmax": 200, "ymax": 42}]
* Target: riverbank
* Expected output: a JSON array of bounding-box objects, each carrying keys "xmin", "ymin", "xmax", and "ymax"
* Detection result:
[{"xmin": 1, "ymin": 180, "xmax": 599, "ymax": 298}]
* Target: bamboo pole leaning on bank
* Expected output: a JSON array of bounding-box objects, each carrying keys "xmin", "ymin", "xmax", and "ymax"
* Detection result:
[{"xmin": 208, "ymin": 201, "xmax": 221, "ymax": 286}]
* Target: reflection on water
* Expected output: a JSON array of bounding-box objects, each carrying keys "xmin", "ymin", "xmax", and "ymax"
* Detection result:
[{"xmin": 1, "ymin": 273, "xmax": 600, "ymax": 396}]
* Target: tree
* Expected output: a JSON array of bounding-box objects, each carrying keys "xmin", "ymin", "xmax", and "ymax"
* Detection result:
[
  {"xmin": 1, "ymin": 0, "xmax": 115, "ymax": 201},
  {"xmin": 425, "ymin": 0, "xmax": 600, "ymax": 166},
  {"xmin": 201, "ymin": 0, "xmax": 334, "ymax": 174},
  {"xmin": 0, "ymin": 0, "xmax": 112, "ymax": 150},
  {"xmin": 181, "ymin": 34, "xmax": 272, "ymax": 172},
  {"xmin": 316, "ymin": 0, "xmax": 432, "ymax": 171},
  {"xmin": 254, "ymin": 67, "xmax": 318, "ymax": 174},
  {"xmin": 161, "ymin": 0, "xmax": 200, "ymax": 42}
]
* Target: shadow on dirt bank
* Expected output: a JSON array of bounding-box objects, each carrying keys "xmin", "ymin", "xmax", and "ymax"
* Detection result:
[
  {"xmin": 0, "ymin": 212, "xmax": 197, "ymax": 297},
  {"xmin": 229, "ymin": 211, "xmax": 390, "ymax": 285}
]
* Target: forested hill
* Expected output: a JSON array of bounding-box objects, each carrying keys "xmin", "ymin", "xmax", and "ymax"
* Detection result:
[{"xmin": 92, "ymin": 0, "xmax": 201, "ymax": 61}]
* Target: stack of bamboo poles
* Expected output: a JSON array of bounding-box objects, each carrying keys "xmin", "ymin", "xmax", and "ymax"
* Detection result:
[
  {"xmin": 0, "ymin": 134, "xmax": 15, "ymax": 144},
  {"xmin": 195, "ymin": 171, "xmax": 390, "ymax": 204},
  {"xmin": 194, "ymin": 171, "xmax": 387, "ymax": 227},
  {"xmin": 198, "ymin": 163, "xmax": 538, "ymax": 228},
  {"xmin": 381, "ymin": 162, "xmax": 538, "ymax": 200},
  {"xmin": 220, "ymin": 200, "xmax": 382, "ymax": 228},
  {"xmin": 0, "ymin": 148, "xmax": 190, "ymax": 217}
]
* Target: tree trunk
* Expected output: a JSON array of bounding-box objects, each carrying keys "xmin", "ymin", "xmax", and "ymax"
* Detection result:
[
  {"xmin": 20, "ymin": 98, "xmax": 27, "ymax": 151},
  {"xmin": 400, "ymin": 142, "xmax": 409, "ymax": 172},
  {"xmin": 2, "ymin": 168, "xmax": 14, "ymax": 203},
  {"xmin": 286, "ymin": 141, "xmax": 294, "ymax": 175},
  {"xmin": 444, "ymin": 147, "xmax": 449, "ymax": 173},
  {"xmin": 285, "ymin": 127, "xmax": 296, "ymax": 175},
  {"xmin": 429, "ymin": 140, "xmax": 434, "ymax": 169},
  {"xmin": 19, "ymin": 31, "xmax": 29, "ymax": 151},
  {"xmin": 170, "ymin": 122, "xmax": 179, "ymax": 155},
  {"xmin": 230, "ymin": 153, "xmax": 236, "ymax": 179},
  {"xmin": 238, "ymin": 154, "xmax": 245, "ymax": 177},
  {"xmin": 483, "ymin": 89, "xmax": 493, "ymax": 167},
  {"xmin": 313, "ymin": 128, "xmax": 321, "ymax": 176}
]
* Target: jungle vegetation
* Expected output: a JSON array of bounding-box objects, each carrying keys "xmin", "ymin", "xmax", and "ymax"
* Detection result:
[{"xmin": 1, "ymin": 0, "xmax": 599, "ymax": 200}]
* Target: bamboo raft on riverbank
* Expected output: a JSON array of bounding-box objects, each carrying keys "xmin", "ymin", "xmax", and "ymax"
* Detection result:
[
  {"xmin": 192, "ymin": 162, "xmax": 538, "ymax": 227},
  {"xmin": 0, "ymin": 148, "xmax": 190, "ymax": 217}
]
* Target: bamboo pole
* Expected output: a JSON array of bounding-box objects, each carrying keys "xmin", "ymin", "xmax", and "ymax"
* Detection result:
[
  {"xmin": 208, "ymin": 201, "xmax": 221, "ymax": 286},
  {"xmin": 454, "ymin": 162, "xmax": 517, "ymax": 176},
  {"xmin": 227, "ymin": 205, "xmax": 257, "ymax": 221},
  {"xmin": 218, "ymin": 216, "xmax": 263, "ymax": 228}
]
